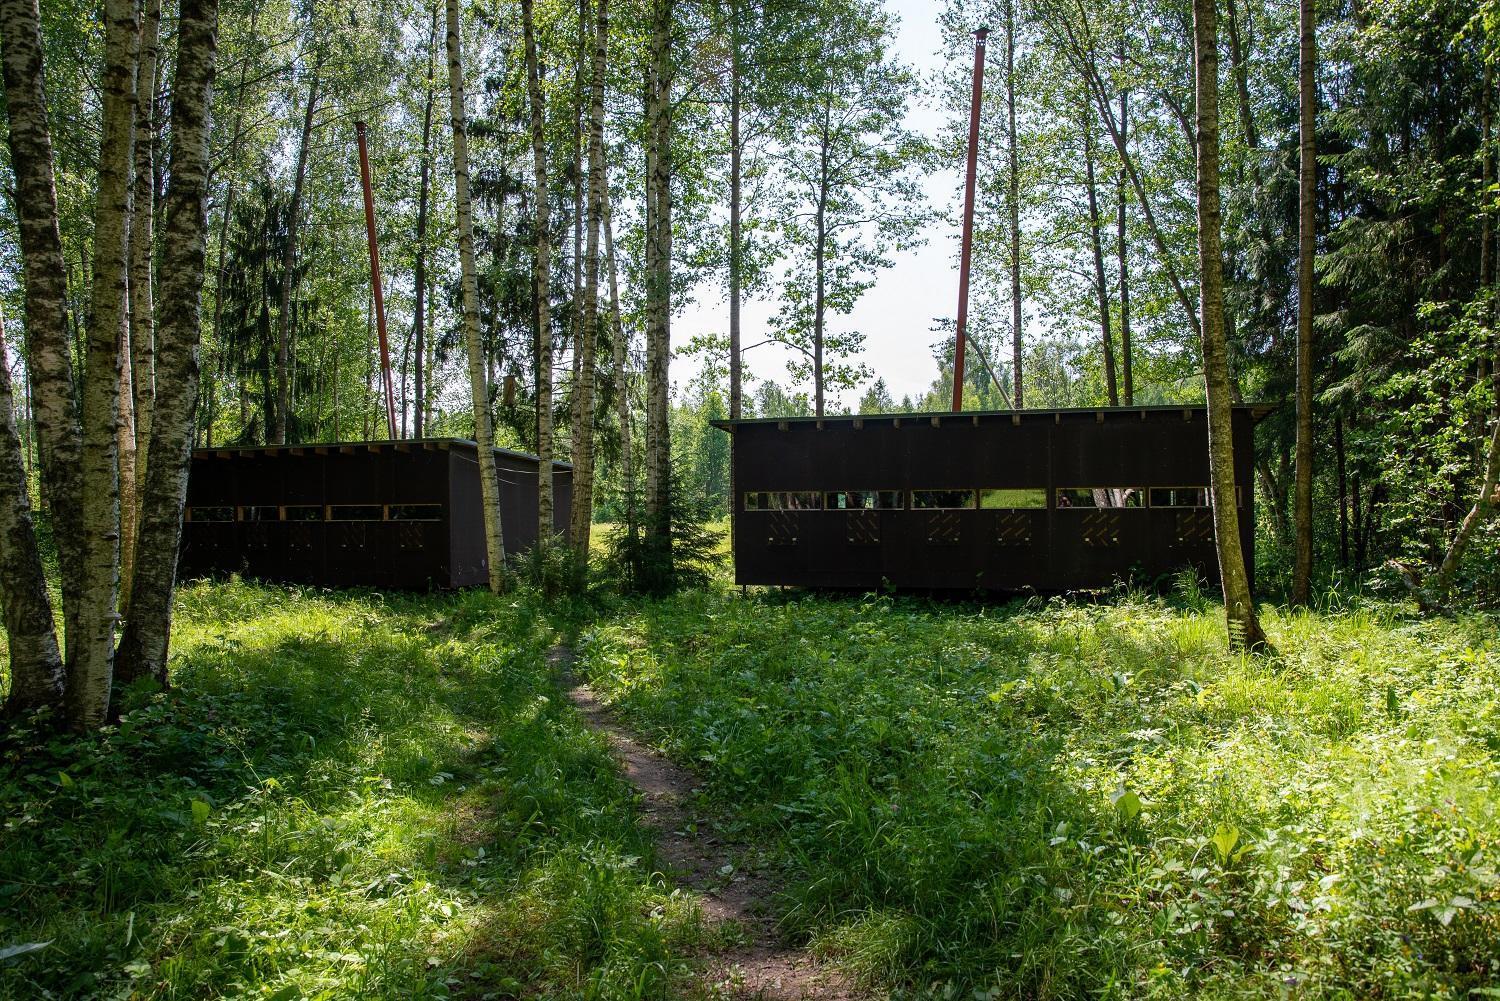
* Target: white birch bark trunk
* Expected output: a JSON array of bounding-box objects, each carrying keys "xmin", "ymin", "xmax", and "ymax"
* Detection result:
[
  {"xmin": 570, "ymin": 0, "xmax": 606, "ymax": 558},
  {"xmin": 114, "ymin": 0, "xmax": 220, "ymax": 688},
  {"xmin": 70, "ymin": 0, "xmax": 139, "ymax": 727},
  {"xmin": 1, "ymin": 0, "xmax": 90, "ymax": 716},
  {"xmin": 643, "ymin": 0, "xmax": 672, "ymax": 534},
  {"xmin": 446, "ymin": 0, "xmax": 506, "ymax": 591},
  {"xmin": 522, "ymin": 0, "xmax": 555, "ymax": 549},
  {"xmin": 120, "ymin": 0, "xmax": 163, "ymax": 611},
  {"xmin": 0, "ymin": 304, "xmax": 64, "ymax": 714},
  {"xmin": 602, "ymin": 184, "xmax": 634, "ymax": 496}
]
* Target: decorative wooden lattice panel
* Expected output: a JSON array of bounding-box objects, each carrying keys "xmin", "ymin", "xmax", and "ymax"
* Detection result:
[
  {"xmin": 846, "ymin": 510, "xmax": 880, "ymax": 546},
  {"xmin": 926, "ymin": 510, "xmax": 961, "ymax": 545},
  {"xmin": 1176, "ymin": 509, "xmax": 1215, "ymax": 543},
  {"xmin": 288, "ymin": 525, "xmax": 314, "ymax": 552},
  {"xmin": 767, "ymin": 510, "xmax": 800, "ymax": 547},
  {"xmin": 397, "ymin": 523, "xmax": 426, "ymax": 552},
  {"xmin": 993, "ymin": 511, "xmax": 1032, "ymax": 546},
  {"xmin": 337, "ymin": 523, "xmax": 368, "ymax": 550},
  {"xmin": 1082, "ymin": 510, "xmax": 1121, "ymax": 547}
]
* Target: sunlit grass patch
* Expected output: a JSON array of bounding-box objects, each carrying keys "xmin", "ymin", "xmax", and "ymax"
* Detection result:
[
  {"xmin": 580, "ymin": 587, "xmax": 1500, "ymax": 998},
  {"xmin": 0, "ymin": 579, "xmax": 700, "ymax": 999}
]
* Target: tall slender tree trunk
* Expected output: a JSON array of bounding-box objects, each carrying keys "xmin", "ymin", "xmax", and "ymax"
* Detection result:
[
  {"xmin": 1334, "ymin": 414, "xmax": 1348, "ymax": 569},
  {"xmin": 275, "ymin": 55, "xmax": 320, "ymax": 445},
  {"xmin": 1291, "ymin": 0, "xmax": 1316, "ymax": 605},
  {"xmin": 0, "ymin": 304, "xmax": 64, "ymax": 714},
  {"xmin": 1193, "ymin": 0, "xmax": 1266, "ymax": 650},
  {"xmin": 1083, "ymin": 105, "xmax": 1117, "ymax": 406},
  {"xmin": 1116, "ymin": 35, "xmax": 1132, "ymax": 405},
  {"xmin": 521, "ymin": 0, "xmax": 555, "ymax": 549},
  {"xmin": 413, "ymin": 6, "xmax": 437, "ymax": 439},
  {"xmin": 570, "ymin": 0, "xmax": 607, "ymax": 558},
  {"xmin": 643, "ymin": 0, "xmax": 672, "ymax": 534},
  {"xmin": 602, "ymin": 183, "xmax": 634, "ymax": 496},
  {"xmin": 569, "ymin": 0, "xmax": 586, "ymax": 512},
  {"xmin": 64, "ymin": 0, "xmax": 141, "ymax": 727},
  {"xmin": 1006, "ymin": 0, "xmax": 1023, "ymax": 407},
  {"xmin": 115, "ymin": 0, "xmax": 220, "ymax": 688},
  {"xmin": 813, "ymin": 100, "xmax": 830, "ymax": 418},
  {"xmin": 0, "ymin": 0, "xmax": 84, "ymax": 645},
  {"xmin": 446, "ymin": 0, "xmax": 506, "ymax": 591},
  {"xmin": 121, "ymin": 0, "xmax": 163, "ymax": 612},
  {"xmin": 728, "ymin": 0, "xmax": 743, "ymax": 422}
]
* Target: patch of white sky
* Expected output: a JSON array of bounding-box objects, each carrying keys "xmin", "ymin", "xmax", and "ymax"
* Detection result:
[{"xmin": 673, "ymin": 0, "xmax": 965, "ymax": 410}]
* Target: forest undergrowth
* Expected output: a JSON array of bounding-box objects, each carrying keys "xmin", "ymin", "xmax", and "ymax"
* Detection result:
[
  {"xmin": 2, "ymin": 576, "xmax": 1498, "ymax": 998},
  {"xmin": 0, "ymin": 581, "xmax": 705, "ymax": 1000},
  {"xmin": 578, "ymin": 583, "xmax": 1500, "ymax": 999}
]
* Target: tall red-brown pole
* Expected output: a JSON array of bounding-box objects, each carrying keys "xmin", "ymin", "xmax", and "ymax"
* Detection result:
[
  {"xmin": 355, "ymin": 121, "xmax": 398, "ymax": 439},
  {"xmin": 952, "ymin": 27, "xmax": 989, "ymax": 413}
]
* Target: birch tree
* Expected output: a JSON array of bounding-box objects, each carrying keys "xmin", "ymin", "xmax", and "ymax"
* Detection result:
[
  {"xmin": 121, "ymin": 0, "xmax": 164, "ymax": 607},
  {"xmin": 643, "ymin": 0, "xmax": 672, "ymax": 536},
  {"xmin": 0, "ymin": 0, "xmax": 84, "ymax": 713},
  {"xmin": 116, "ymin": 0, "xmax": 222, "ymax": 688},
  {"xmin": 1193, "ymin": 0, "xmax": 1267, "ymax": 650},
  {"xmin": 70, "ymin": 0, "xmax": 140, "ymax": 726},
  {"xmin": 446, "ymin": 0, "xmax": 506, "ymax": 592},
  {"xmin": 0, "ymin": 305, "xmax": 64, "ymax": 715},
  {"xmin": 522, "ymin": 0, "xmax": 555, "ymax": 549},
  {"xmin": 569, "ymin": 0, "xmax": 607, "ymax": 558}
]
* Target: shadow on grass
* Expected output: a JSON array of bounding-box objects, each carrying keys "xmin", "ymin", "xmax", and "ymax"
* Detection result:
[{"xmin": 0, "ymin": 581, "xmax": 700, "ymax": 1000}]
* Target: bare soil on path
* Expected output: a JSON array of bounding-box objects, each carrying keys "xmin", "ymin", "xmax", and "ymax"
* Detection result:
[{"xmin": 550, "ymin": 645, "xmax": 865, "ymax": 1001}]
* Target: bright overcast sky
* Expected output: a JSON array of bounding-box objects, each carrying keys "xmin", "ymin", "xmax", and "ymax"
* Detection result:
[{"xmin": 675, "ymin": 0, "xmax": 962, "ymax": 407}]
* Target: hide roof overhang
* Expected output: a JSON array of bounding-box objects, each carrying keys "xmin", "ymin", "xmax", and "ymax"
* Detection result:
[
  {"xmin": 711, "ymin": 403, "xmax": 1275, "ymax": 432},
  {"xmin": 192, "ymin": 437, "xmax": 574, "ymax": 471}
]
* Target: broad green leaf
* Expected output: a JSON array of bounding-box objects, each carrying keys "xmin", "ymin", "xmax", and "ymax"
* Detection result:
[
  {"xmin": 1211, "ymin": 824, "xmax": 1240, "ymax": 864},
  {"xmin": 191, "ymin": 798, "xmax": 210, "ymax": 828}
]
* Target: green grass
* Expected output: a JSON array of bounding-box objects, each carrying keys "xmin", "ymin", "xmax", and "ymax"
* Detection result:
[
  {"xmin": 0, "ymin": 580, "xmax": 704, "ymax": 999},
  {"xmin": 5, "ymin": 574, "xmax": 1499, "ymax": 998},
  {"xmin": 578, "ymin": 586, "xmax": 1500, "ymax": 999}
]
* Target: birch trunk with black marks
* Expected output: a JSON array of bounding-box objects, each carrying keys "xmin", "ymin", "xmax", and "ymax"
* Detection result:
[
  {"xmin": 275, "ymin": 56, "xmax": 320, "ymax": 444},
  {"xmin": 1006, "ymin": 0, "xmax": 1023, "ymax": 408},
  {"xmin": 2, "ymin": 0, "xmax": 90, "ymax": 721},
  {"xmin": 643, "ymin": 0, "xmax": 672, "ymax": 530},
  {"xmin": 522, "ymin": 0, "xmax": 555, "ymax": 549},
  {"xmin": 1193, "ymin": 0, "xmax": 1266, "ymax": 650},
  {"xmin": 1291, "ymin": 0, "xmax": 1316, "ymax": 606},
  {"xmin": 603, "ymin": 183, "xmax": 634, "ymax": 496},
  {"xmin": 446, "ymin": 0, "xmax": 506, "ymax": 591},
  {"xmin": 121, "ymin": 0, "xmax": 163, "ymax": 611},
  {"xmin": 568, "ymin": 0, "xmax": 585, "ymax": 535},
  {"xmin": 729, "ymin": 0, "xmax": 743, "ymax": 422},
  {"xmin": 813, "ymin": 99, "xmax": 830, "ymax": 418},
  {"xmin": 115, "ymin": 0, "xmax": 220, "ymax": 689},
  {"xmin": 0, "ymin": 305, "xmax": 64, "ymax": 715},
  {"xmin": 413, "ymin": 6, "xmax": 437, "ymax": 439},
  {"xmin": 570, "ymin": 0, "xmax": 606, "ymax": 558},
  {"xmin": 66, "ymin": 0, "xmax": 140, "ymax": 727}
]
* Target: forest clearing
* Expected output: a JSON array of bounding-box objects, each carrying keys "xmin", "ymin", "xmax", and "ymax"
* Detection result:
[
  {"xmin": 3, "ymin": 0, "xmax": 1500, "ymax": 994},
  {"xmin": 3, "ymin": 578, "xmax": 1498, "ymax": 997}
]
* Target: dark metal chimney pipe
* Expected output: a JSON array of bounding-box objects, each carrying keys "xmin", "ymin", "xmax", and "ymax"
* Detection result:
[
  {"xmin": 355, "ymin": 121, "xmax": 399, "ymax": 439},
  {"xmin": 952, "ymin": 27, "xmax": 989, "ymax": 413}
]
